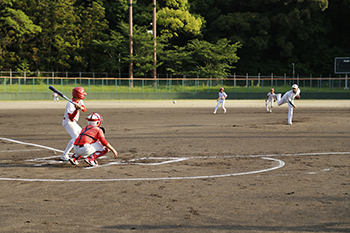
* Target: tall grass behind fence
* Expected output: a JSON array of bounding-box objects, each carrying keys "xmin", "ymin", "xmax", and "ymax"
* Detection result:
[{"xmin": 0, "ymin": 72, "xmax": 349, "ymax": 93}]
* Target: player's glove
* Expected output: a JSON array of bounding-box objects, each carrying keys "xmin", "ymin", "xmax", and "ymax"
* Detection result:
[{"xmin": 100, "ymin": 127, "xmax": 106, "ymax": 134}]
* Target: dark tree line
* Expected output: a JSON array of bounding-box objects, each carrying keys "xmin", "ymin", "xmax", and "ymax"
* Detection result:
[{"xmin": 1, "ymin": 0, "xmax": 349, "ymax": 77}]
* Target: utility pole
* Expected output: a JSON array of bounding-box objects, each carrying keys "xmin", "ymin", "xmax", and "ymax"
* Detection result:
[
  {"xmin": 129, "ymin": 0, "xmax": 133, "ymax": 87},
  {"xmin": 152, "ymin": 0, "xmax": 157, "ymax": 79}
]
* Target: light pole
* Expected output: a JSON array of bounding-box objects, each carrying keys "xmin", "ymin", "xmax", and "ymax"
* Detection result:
[
  {"xmin": 292, "ymin": 63, "xmax": 295, "ymax": 79},
  {"xmin": 152, "ymin": 0, "xmax": 157, "ymax": 79},
  {"xmin": 129, "ymin": 0, "xmax": 133, "ymax": 87}
]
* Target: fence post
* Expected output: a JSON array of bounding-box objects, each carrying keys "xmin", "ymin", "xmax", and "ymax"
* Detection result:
[
  {"xmin": 297, "ymin": 73, "xmax": 299, "ymax": 85},
  {"xmin": 10, "ymin": 69, "xmax": 12, "ymax": 85},
  {"xmin": 345, "ymin": 74, "xmax": 349, "ymax": 90},
  {"xmin": 310, "ymin": 74, "xmax": 312, "ymax": 88},
  {"xmin": 142, "ymin": 79, "xmax": 144, "ymax": 93},
  {"xmin": 195, "ymin": 79, "xmax": 197, "ymax": 93},
  {"xmin": 246, "ymin": 73, "xmax": 248, "ymax": 87},
  {"xmin": 258, "ymin": 73, "xmax": 260, "ymax": 86},
  {"xmin": 115, "ymin": 78, "xmax": 118, "ymax": 93},
  {"xmin": 4, "ymin": 77, "xmax": 6, "ymax": 92},
  {"xmin": 182, "ymin": 79, "xmax": 184, "ymax": 93},
  {"xmin": 284, "ymin": 73, "xmax": 286, "ymax": 86},
  {"xmin": 234, "ymin": 73, "xmax": 236, "ymax": 93},
  {"xmin": 169, "ymin": 79, "xmax": 171, "ymax": 93}
]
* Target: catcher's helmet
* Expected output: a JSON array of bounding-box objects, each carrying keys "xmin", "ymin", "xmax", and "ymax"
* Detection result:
[
  {"xmin": 72, "ymin": 87, "xmax": 87, "ymax": 100},
  {"xmin": 86, "ymin": 112, "xmax": 103, "ymax": 127}
]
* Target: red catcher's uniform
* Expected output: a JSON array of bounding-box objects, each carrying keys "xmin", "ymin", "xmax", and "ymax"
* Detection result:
[{"xmin": 74, "ymin": 125, "xmax": 108, "ymax": 147}]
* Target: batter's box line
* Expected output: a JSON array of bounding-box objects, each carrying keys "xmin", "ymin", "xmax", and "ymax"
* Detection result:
[{"xmin": 85, "ymin": 157, "xmax": 189, "ymax": 169}]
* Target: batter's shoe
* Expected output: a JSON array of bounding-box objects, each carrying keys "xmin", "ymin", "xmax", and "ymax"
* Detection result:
[
  {"xmin": 84, "ymin": 157, "xmax": 98, "ymax": 167},
  {"xmin": 60, "ymin": 154, "xmax": 69, "ymax": 161}
]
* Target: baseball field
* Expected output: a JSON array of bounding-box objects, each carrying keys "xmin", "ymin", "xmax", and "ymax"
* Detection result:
[{"xmin": 0, "ymin": 99, "xmax": 349, "ymax": 232}]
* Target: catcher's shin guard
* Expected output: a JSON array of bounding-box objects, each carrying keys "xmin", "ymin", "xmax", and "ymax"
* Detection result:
[{"xmin": 90, "ymin": 148, "xmax": 109, "ymax": 160}]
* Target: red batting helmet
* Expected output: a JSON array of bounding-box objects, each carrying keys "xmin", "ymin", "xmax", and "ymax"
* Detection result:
[
  {"xmin": 72, "ymin": 87, "xmax": 87, "ymax": 100},
  {"xmin": 220, "ymin": 87, "xmax": 224, "ymax": 91},
  {"xmin": 271, "ymin": 88, "xmax": 274, "ymax": 92},
  {"xmin": 86, "ymin": 112, "xmax": 103, "ymax": 127}
]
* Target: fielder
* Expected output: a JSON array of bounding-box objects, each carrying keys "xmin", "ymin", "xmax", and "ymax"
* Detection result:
[
  {"xmin": 69, "ymin": 112, "xmax": 118, "ymax": 167},
  {"xmin": 276, "ymin": 84, "xmax": 301, "ymax": 125},
  {"xmin": 60, "ymin": 87, "xmax": 87, "ymax": 161},
  {"xmin": 52, "ymin": 92, "xmax": 60, "ymax": 104},
  {"xmin": 265, "ymin": 88, "xmax": 276, "ymax": 112},
  {"xmin": 213, "ymin": 87, "xmax": 227, "ymax": 114}
]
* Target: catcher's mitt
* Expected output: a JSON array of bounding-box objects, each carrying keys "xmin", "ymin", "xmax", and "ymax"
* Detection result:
[{"xmin": 100, "ymin": 127, "xmax": 106, "ymax": 134}]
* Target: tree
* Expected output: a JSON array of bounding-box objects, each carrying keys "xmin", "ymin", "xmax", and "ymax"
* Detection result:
[
  {"xmin": 164, "ymin": 38, "xmax": 241, "ymax": 77},
  {"xmin": 0, "ymin": 0, "xmax": 41, "ymax": 70}
]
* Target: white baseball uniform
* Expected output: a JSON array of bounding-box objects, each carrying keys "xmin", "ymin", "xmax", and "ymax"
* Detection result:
[
  {"xmin": 61, "ymin": 99, "xmax": 85, "ymax": 160},
  {"xmin": 276, "ymin": 88, "xmax": 301, "ymax": 125},
  {"xmin": 214, "ymin": 91, "xmax": 227, "ymax": 113},
  {"xmin": 52, "ymin": 92, "xmax": 59, "ymax": 104},
  {"xmin": 265, "ymin": 92, "xmax": 276, "ymax": 112}
]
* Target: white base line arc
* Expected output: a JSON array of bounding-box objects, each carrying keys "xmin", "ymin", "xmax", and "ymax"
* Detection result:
[
  {"xmin": 0, "ymin": 157, "xmax": 284, "ymax": 182},
  {"xmin": 0, "ymin": 137, "xmax": 348, "ymax": 182}
]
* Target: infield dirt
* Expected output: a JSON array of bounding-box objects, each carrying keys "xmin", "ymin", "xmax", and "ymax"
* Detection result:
[{"xmin": 0, "ymin": 100, "xmax": 349, "ymax": 232}]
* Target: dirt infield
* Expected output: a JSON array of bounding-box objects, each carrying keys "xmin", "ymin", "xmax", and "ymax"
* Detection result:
[{"xmin": 0, "ymin": 100, "xmax": 349, "ymax": 232}]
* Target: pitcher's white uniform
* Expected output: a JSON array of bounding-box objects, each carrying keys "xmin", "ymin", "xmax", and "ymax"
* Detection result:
[
  {"xmin": 213, "ymin": 87, "xmax": 227, "ymax": 114},
  {"xmin": 276, "ymin": 84, "xmax": 301, "ymax": 125},
  {"xmin": 265, "ymin": 90, "xmax": 276, "ymax": 112},
  {"xmin": 61, "ymin": 99, "xmax": 86, "ymax": 160}
]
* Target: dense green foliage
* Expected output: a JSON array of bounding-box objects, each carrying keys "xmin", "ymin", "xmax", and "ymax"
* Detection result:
[{"xmin": 1, "ymin": 0, "xmax": 349, "ymax": 77}]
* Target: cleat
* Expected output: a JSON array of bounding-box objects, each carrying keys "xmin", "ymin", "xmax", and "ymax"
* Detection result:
[
  {"xmin": 60, "ymin": 155, "xmax": 69, "ymax": 161},
  {"xmin": 213, "ymin": 111, "xmax": 216, "ymax": 114},
  {"xmin": 288, "ymin": 122, "xmax": 292, "ymax": 125},
  {"xmin": 84, "ymin": 157, "xmax": 98, "ymax": 167},
  {"xmin": 224, "ymin": 109, "xmax": 227, "ymax": 114},
  {"xmin": 69, "ymin": 157, "xmax": 79, "ymax": 165},
  {"xmin": 269, "ymin": 109, "xmax": 272, "ymax": 113}
]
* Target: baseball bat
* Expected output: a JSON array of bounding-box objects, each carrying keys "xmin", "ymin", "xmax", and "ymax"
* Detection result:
[{"xmin": 49, "ymin": 85, "xmax": 73, "ymax": 104}]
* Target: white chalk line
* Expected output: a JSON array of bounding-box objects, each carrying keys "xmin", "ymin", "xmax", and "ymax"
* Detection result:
[
  {"xmin": 0, "ymin": 137, "xmax": 347, "ymax": 182},
  {"xmin": 0, "ymin": 157, "xmax": 284, "ymax": 182},
  {"xmin": 0, "ymin": 149, "xmax": 43, "ymax": 153}
]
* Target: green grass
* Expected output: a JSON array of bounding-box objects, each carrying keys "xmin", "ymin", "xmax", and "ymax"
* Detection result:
[{"xmin": 0, "ymin": 78, "xmax": 348, "ymax": 93}]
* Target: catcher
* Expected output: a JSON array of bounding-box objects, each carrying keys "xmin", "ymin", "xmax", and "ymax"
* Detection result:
[{"xmin": 69, "ymin": 112, "xmax": 118, "ymax": 167}]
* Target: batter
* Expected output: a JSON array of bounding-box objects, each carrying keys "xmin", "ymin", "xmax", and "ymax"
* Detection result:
[{"xmin": 60, "ymin": 87, "xmax": 87, "ymax": 161}]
